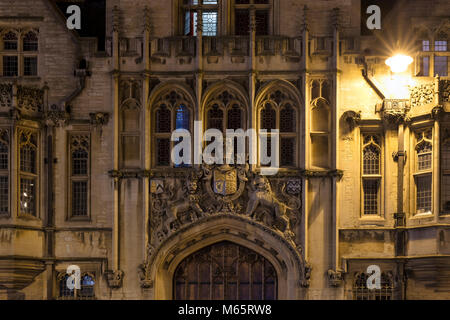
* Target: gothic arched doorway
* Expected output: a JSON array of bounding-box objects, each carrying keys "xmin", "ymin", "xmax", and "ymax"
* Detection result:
[{"xmin": 173, "ymin": 241, "xmax": 277, "ymax": 300}]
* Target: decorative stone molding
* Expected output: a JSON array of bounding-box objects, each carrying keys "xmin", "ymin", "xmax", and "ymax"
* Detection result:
[
  {"xmin": 141, "ymin": 162, "xmax": 309, "ymax": 288},
  {"xmin": 410, "ymin": 83, "xmax": 434, "ymax": 107},
  {"xmin": 342, "ymin": 110, "xmax": 361, "ymax": 130},
  {"xmin": 17, "ymin": 85, "xmax": 44, "ymax": 113},
  {"xmin": 0, "ymin": 83, "xmax": 12, "ymax": 108},
  {"xmin": 89, "ymin": 112, "xmax": 109, "ymax": 127},
  {"xmin": 300, "ymin": 169, "xmax": 344, "ymax": 180},
  {"xmin": 327, "ymin": 269, "xmax": 344, "ymax": 287},
  {"xmin": 105, "ymin": 270, "xmax": 124, "ymax": 289},
  {"xmin": 44, "ymin": 104, "xmax": 70, "ymax": 127},
  {"xmin": 140, "ymin": 213, "xmax": 311, "ymax": 290},
  {"xmin": 138, "ymin": 263, "xmax": 153, "ymax": 289},
  {"xmin": 440, "ymin": 80, "xmax": 450, "ymax": 102}
]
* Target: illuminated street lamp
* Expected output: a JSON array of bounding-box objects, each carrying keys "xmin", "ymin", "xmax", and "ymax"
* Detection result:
[{"xmin": 385, "ymin": 54, "xmax": 413, "ymax": 73}]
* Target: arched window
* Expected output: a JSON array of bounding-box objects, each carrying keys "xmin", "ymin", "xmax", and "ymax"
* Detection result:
[
  {"xmin": 19, "ymin": 130, "xmax": 38, "ymax": 216},
  {"xmin": 310, "ymin": 97, "xmax": 330, "ymax": 168},
  {"xmin": 23, "ymin": 31, "xmax": 38, "ymax": 51},
  {"xmin": 0, "ymin": 130, "xmax": 9, "ymax": 216},
  {"xmin": 353, "ymin": 272, "xmax": 394, "ymax": 300},
  {"xmin": 3, "ymin": 32, "xmax": 17, "ymax": 50},
  {"xmin": 153, "ymin": 89, "xmax": 193, "ymax": 167},
  {"xmin": 258, "ymin": 88, "xmax": 299, "ymax": 168},
  {"xmin": 204, "ymin": 88, "xmax": 246, "ymax": 164},
  {"xmin": 415, "ymin": 129, "xmax": 433, "ymax": 215},
  {"xmin": 174, "ymin": 241, "xmax": 277, "ymax": 300},
  {"xmin": 361, "ymin": 135, "xmax": 382, "ymax": 216},
  {"xmin": 69, "ymin": 135, "xmax": 90, "ymax": 219},
  {"xmin": 121, "ymin": 102, "xmax": 141, "ymax": 168}
]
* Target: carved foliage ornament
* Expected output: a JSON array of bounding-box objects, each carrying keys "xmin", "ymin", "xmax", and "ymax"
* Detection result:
[
  {"xmin": 0, "ymin": 83, "xmax": 12, "ymax": 108},
  {"xmin": 17, "ymin": 85, "xmax": 44, "ymax": 113},
  {"xmin": 441, "ymin": 80, "xmax": 450, "ymax": 103},
  {"xmin": 410, "ymin": 83, "xmax": 434, "ymax": 107}
]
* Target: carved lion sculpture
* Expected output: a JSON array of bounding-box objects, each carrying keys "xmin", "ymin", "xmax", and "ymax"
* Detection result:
[
  {"xmin": 164, "ymin": 176, "xmax": 205, "ymax": 232},
  {"xmin": 246, "ymin": 176, "xmax": 295, "ymax": 236}
]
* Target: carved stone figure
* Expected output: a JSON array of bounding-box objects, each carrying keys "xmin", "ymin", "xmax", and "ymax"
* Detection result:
[
  {"xmin": 246, "ymin": 175, "xmax": 296, "ymax": 236},
  {"xmin": 164, "ymin": 173, "xmax": 205, "ymax": 232}
]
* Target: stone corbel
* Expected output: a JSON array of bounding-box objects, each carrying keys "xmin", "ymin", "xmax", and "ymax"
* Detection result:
[
  {"xmin": 342, "ymin": 110, "xmax": 361, "ymax": 131},
  {"xmin": 431, "ymin": 105, "xmax": 444, "ymax": 121},
  {"xmin": 105, "ymin": 270, "xmax": 124, "ymax": 289},
  {"xmin": 300, "ymin": 263, "xmax": 312, "ymax": 288},
  {"xmin": 44, "ymin": 104, "xmax": 70, "ymax": 127},
  {"xmin": 90, "ymin": 112, "xmax": 110, "ymax": 136},
  {"xmin": 138, "ymin": 263, "xmax": 153, "ymax": 289},
  {"xmin": 327, "ymin": 269, "xmax": 344, "ymax": 287}
]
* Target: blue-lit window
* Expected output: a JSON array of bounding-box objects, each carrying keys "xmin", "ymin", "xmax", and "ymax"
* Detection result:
[
  {"xmin": 176, "ymin": 105, "xmax": 190, "ymax": 130},
  {"xmin": 175, "ymin": 105, "xmax": 191, "ymax": 168}
]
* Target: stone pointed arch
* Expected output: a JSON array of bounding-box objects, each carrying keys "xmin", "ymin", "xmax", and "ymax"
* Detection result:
[
  {"xmin": 201, "ymin": 80, "xmax": 249, "ymax": 114},
  {"xmin": 255, "ymin": 80, "xmax": 303, "ymax": 112},
  {"xmin": 148, "ymin": 81, "xmax": 196, "ymax": 112},
  {"xmin": 145, "ymin": 215, "xmax": 308, "ymax": 300}
]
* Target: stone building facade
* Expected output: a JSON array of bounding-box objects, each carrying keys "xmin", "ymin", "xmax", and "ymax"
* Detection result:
[{"xmin": 0, "ymin": 0, "xmax": 449, "ymax": 300}]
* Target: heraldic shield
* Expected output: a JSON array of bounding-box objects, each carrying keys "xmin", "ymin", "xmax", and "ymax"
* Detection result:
[{"xmin": 213, "ymin": 166, "xmax": 238, "ymax": 196}]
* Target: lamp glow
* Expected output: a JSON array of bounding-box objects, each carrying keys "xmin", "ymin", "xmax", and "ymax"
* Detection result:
[{"xmin": 385, "ymin": 54, "xmax": 413, "ymax": 73}]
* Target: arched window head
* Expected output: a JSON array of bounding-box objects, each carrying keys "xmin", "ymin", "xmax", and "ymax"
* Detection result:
[
  {"xmin": 363, "ymin": 136, "xmax": 381, "ymax": 175},
  {"xmin": 23, "ymin": 31, "xmax": 38, "ymax": 51},
  {"xmin": 227, "ymin": 104, "xmax": 243, "ymax": 130},
  {"xmin": 311, "ymin": 80, "xmax": 320, "ymax": 100},
  {"xmin": 280, "ymin": 104, "xmax": 296, "ymax": 133},
  {"xmin": 156, "ymin": 105, "xmax": 171, "ymax": 133},
  {"xmin": 260, "ymin": 103, "xmax": 276, "ymax": 130},
  {"xmin": 205, "ymin": 87, "xmax": 246, "ymax": 133},
  {"xmin": 3, "ymin": 31, "xmax": 17, "ymax": 50},
  {"xmin": 311, "ymin": 99, "xmax": 330, "ymax": 133}
]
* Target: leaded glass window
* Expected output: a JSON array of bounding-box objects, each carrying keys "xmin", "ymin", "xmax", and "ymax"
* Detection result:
[
  {"xmin": 3, "ymin": 32, "xmax": 17, "ymax": 50},
  {"xmin": 259, "ymin": 86, "xmax": 299, "ymax": 168},
  {"xmin": 0, "ymin": 130, "xmax": 8, "ymax": 215},
  {"xmin": 69, "ymin": 134, "xmax": 90, "ymax": 218},
  {"xmin": 153, "ymin": 89, "xmax": 193, "ymax": 167},
  {"xmin": 23, "ymin": 32, "xmax": 38, "ymax": 51},
  {"xmin": 183, "ymin": 0, "xmax": 218, "ymax": 36},
  {"xmin": 58, "ymin": 273, "xmax": 95, "ymax": 300},
  {"xmin": 205, "ymin": 89, "xmax": 246, "ymax": 164},
  {"xmin": 361, "ymin": 135, "xmax": 382, "ymax": 216},
  {"xmin": 441, "ymin": 130, "xmax": 450, "ymax": 213},
  {"xmin": 353, "ymin": 272, "xmax": 394, "ymax": 300},
  {"xmin": 234, "ymin": 0, "xmax": 271, "ymax": 36},
  {"xmin": 415, "ymin": 130, "xmax": 433, "ymax": 215},
  {"xmin": 19, "ymin": 130, "xmax": 37, "ymax": 216}
]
